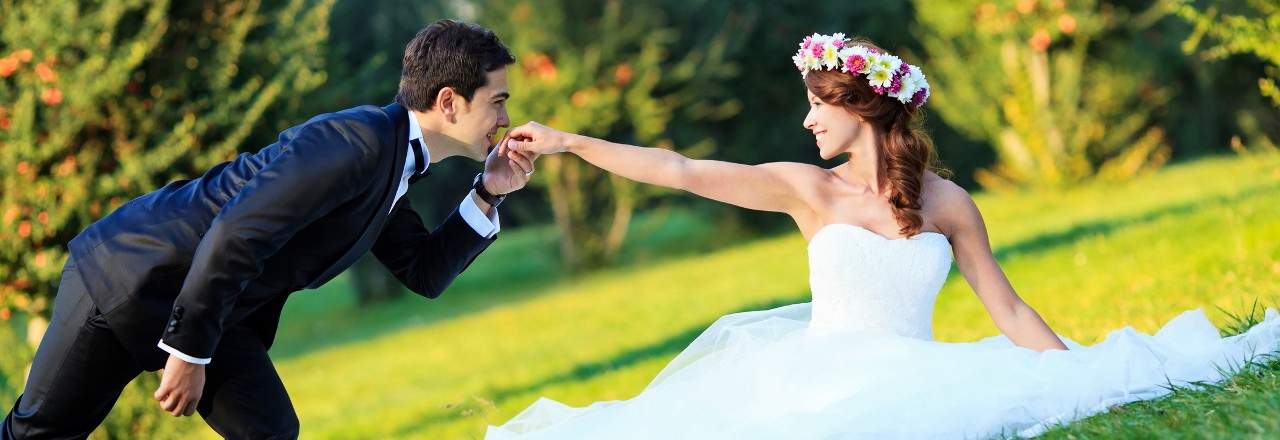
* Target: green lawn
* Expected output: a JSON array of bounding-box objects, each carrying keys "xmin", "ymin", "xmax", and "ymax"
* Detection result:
[{"xmin": 3, "ymin": 153, "xmax": 1278, "ymax": 438}]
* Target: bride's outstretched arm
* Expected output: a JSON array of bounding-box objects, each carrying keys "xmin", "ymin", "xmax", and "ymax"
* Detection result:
[
  {"xmin": 505, "ymin": 122, "xmax": 818, "ymax": 216},
  {"xmin": 937, "ymin": 183, "xmax": 1069, "ymax": 352}
]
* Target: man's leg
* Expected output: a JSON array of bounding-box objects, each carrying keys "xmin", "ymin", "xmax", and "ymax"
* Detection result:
[
  {"xmin": 198, "ymin": 326, "xmax": 298, "ymax": 440},
  {"xmin": 2, "ymin": 258, "xmax": 142, "ymax": 439}
]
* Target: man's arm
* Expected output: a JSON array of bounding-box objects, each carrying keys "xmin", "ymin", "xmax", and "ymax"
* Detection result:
[
  {"xmin": 371, "ymin": 138, "xmax": 534, "ymax": 297},
  {"xmin": 371, "ymin": 196, "xmax": 498, "ymax": 298}
]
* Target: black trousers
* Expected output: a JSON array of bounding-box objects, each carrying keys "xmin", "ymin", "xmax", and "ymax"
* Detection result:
[{"xmin": 1, "ymin": 258, "xmax": 299, "ymax": 439}]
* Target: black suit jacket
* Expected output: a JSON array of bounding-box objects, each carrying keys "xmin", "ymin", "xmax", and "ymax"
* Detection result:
[{"xmin": 67, "ymin": 103, "xmax": 494, "ymax": 369}]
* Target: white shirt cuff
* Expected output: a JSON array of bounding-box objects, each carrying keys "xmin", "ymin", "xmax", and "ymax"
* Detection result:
[
  {"xmin": 157, "ymin": 340, "xmax": 212, "ymax": 365},
  {"xmin": 459, "ymin": 193, "xmax": 500, "ymax": 239}
]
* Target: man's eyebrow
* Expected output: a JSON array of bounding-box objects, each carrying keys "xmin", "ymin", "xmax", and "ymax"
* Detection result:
[{"xmin": 493, "ymin": 92, "xmax": 510, "ymax": 100}]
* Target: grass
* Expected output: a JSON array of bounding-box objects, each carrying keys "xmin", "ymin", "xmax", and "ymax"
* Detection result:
[{"xmin": 2, "ymin": 153, "xmax": 1278, "ymax": 438}]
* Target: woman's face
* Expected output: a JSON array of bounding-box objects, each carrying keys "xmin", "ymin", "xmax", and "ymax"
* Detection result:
[{"xmin": 802, "ymin": 89, "xmax": 870, "ymax": 160}]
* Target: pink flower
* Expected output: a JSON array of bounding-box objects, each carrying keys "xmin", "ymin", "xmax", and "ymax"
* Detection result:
[
  {"xmin": 802, "ymin": 36, "xmax": 814, "ymax": 49},
  {"xmin": 844, "ymin": 55, "xmax": 866, "ymax": 73}
]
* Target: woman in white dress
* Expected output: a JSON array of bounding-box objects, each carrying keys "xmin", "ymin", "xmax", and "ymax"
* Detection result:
[{"xmin": 487, "ymin": 34, "xmax": 1280, "ymax": 439}]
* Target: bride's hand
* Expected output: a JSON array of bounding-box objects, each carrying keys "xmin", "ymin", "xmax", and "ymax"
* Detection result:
[{"xmin": 506, "ymin": 122, "xmax": 572, "ymax": 155}]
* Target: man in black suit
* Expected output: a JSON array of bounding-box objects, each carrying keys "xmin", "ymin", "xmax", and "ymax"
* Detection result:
[{"xmin": 2, "ymin": 20, "xmax": 536, "ymax": 439}]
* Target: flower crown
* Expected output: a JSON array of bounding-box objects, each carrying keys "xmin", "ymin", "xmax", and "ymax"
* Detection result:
[{"xmin": 792, "ymin": 33, "xmax": 930, "ymax": 107}]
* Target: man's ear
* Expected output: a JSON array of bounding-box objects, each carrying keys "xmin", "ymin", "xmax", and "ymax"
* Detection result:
[{"xmin": 435, "ymin": 87, "xmax": 458, "ymax": 123}]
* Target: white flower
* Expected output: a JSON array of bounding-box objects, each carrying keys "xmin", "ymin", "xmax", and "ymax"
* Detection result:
[
  {"xmin": 864, "ymin": 50, "xmax": 883, "ymax": 72},
  {"xmin": 867, "ymin": 67, "xmax": 893, "ymax": 89},
  {"xmin": 895, "ymin": 65, "xmax": 924, "ymax": 102},
  {"xmin": 822, "ymin": 42, "xmax": 841, "ymax": 70},
  {"xmin": 914, "ymin": 69, "xmax": 931, "ymax": 103},
  {"xmin": 875, "ymin": 54, "xmax": 903, "ymax": 74}
]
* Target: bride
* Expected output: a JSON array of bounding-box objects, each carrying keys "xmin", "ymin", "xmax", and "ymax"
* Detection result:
[{"xmin": 487, "ymin": 34, "xmax": 1280, "ymax": 439}]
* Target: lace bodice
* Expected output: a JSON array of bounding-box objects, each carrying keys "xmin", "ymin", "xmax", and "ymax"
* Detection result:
[{"xmin": 806, "ymin": 223, "xmax": 954, "ymax": 339}]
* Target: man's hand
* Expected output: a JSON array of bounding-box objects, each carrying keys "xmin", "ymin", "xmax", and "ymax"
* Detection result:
[
  {"xmin": 154, "ymin": 354, "xmax": 205, "ymax": 417},
  {"xmin": 504, "ymin": 121, "xmax": 571, "ymax": 156},
  {"xmin": 481, "ymin": 134, "xmax": 538, "ymax": 196}
]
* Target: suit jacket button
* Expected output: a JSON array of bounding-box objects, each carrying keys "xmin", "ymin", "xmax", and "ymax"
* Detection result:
[
  {"xmin": 174, "ymin": 306, "xmax": 185, "ymax": 316},
  {"xmin": 168, "ymin": 319, "xmax": 180, "ymax": 327},
  {"xmin": 167, "ymin": 325, "xmax": 178, "ymax": 333}
]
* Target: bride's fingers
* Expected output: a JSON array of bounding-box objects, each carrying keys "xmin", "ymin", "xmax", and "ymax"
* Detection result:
[
  {"xmin": 507, "ymin": 153, "xmax": 532, "ymax": 174},
  {"xmin": 506, "ymin": 148, "xmax": 532, "ymax": 166},
  {"xmin": 510, "ymin": 148, "xmax": 538, "ymax": 160},
  {"xmin": 508, "ymin": 138, "xmax": 540, "ymax": 154},
  {"xmin": 505, "ymin": 139, "xmax": 526, "ymax": 153},
  {"xmin": 507, "ymin": 151, "xmax": 534, "ymax": 172},
  {"xmin": 508, "ymin": 160, "xmax": 526, "ymax": 177}
]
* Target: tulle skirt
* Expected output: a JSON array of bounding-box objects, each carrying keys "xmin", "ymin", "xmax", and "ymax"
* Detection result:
[{"xmin": 487, "ymin": 304, "xmax": 1280, "ymax": 439}]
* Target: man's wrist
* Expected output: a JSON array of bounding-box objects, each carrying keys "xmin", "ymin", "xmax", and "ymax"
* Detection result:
[
  {"xmin": 473, "ymin": 173, "xmax": 506, "ymax": 207},
  {"xmin": 481, "ymin": 178, "xmax": 503, "ymax": 198},
  {"xmin": 158, "ymin": 340, "xmax": 212, "ymax": 365},
  {"xmin": 469, "ymin": 189, "xmax": 493, "ymax": 214}
]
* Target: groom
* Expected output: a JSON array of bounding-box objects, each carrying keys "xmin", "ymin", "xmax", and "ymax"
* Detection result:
[{"xmin": 2, "ymin": 20, "xmax": 534, "ymax": 439}]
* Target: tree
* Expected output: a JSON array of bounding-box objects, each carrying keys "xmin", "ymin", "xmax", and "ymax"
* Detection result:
[
  {"xmin": 915, "ymin": 0, "xmax": 1173, "ymax": 189},
  {"xmin": 1178, "ymin": 0, "xmax": 1280, "ymax": 107},
  {"xmin": 474, "ymin": 0, "xmax": 742, "ymax": 270},
  {"xmin": 0, "ymin": 0, "xmax": 333, "ymax": 325}
]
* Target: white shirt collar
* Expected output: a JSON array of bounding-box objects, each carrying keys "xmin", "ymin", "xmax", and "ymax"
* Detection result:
[{"xmin": 407, "ymin": 110, "xmax": 430, "ymax": 166}]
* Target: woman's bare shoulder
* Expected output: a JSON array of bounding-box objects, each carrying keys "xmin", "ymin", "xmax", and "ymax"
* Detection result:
[{"xmin": 921, "ymin": 172, "xmax": 977, "ymax": 233}]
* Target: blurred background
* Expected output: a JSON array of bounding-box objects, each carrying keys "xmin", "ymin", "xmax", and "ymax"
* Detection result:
[{"xmin": 1, "ymin": 0, "xmax": 1278, "ymax": 438}]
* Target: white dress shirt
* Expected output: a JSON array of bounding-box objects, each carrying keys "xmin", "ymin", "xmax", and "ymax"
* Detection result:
[{"xmin": 159, "ymin": 111, "xmax": 500, "ymax": 365}]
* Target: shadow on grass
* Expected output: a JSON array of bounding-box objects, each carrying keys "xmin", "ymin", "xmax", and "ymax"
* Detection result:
[{"xmin": 991, "ymin": 181, "xmax": 1279, "ymax": 261}]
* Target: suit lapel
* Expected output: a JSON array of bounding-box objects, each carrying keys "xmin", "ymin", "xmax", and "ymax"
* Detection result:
[{"xmin": 305, "ymin": 103, "xmax": 410, "ymax": 289}]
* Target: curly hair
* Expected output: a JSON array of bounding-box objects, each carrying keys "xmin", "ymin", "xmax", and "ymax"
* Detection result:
[{"xmin": 802, "ymin": 39, "xmax": 946, "ymax": 237}]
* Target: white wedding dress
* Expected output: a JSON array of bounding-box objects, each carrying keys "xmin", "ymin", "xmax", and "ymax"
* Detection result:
[{"xmin": 487, "ymin": 224, "xmax": 1280, "ymax": 439}]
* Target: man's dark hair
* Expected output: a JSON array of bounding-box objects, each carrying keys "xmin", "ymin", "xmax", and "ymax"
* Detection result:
[{"xmin": 395, "ymin": 20, "xmax": 516, "ymax": 111}]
